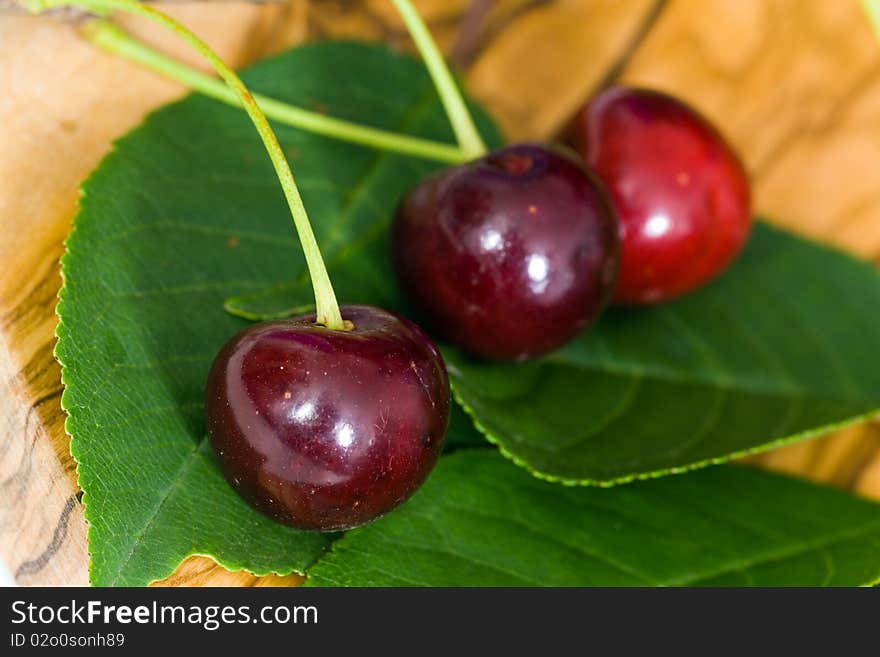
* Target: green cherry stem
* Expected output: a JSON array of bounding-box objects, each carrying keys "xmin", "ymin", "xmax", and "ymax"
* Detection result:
[
  {"xmin": 82, "ymin": 19, "xmax": 468, "ymax": 165},
  {"xmin": 391, "ymin": 0, "xmax": 487, "ymax": 159},
  {"xmin": 27, "ymin": 0, "xmax": 347, "ymax": 329}
]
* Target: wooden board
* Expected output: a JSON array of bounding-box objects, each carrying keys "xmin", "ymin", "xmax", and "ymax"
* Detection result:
[{"xmin": 1, "ymin": 0, "xmax": 878, "ymax": 587}]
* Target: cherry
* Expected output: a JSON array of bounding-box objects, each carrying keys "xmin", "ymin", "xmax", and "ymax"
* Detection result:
[
  {"xmin": 206, "ymin": 305, "xmax": 450, "ymax": 531},
  {"xmin": 568, "ymin": 86, "xmax": 752, "ymax": 304},
  {"xmin": 391, "ymin": 143, "xmax": 620, "ymax": 361},
  {"xmin": 87, "ymin": 1, "xmax": 462, "ymax": 532}
]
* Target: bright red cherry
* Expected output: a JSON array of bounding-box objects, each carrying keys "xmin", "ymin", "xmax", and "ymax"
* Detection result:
[
  {"xmin": 569, "ymin": 86, "xmax": 752, "ymax": 304},
  {"xmin": 391, "ymin": 143, "xmax": 619, "ymax": 361},
  {"xmin": 206, "ymin": 305, "xmax": 449, "ymax": 531}
]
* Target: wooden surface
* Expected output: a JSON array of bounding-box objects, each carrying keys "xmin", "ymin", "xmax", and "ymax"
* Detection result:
[{"xmin": 1, "ymin": 0, "xmax": 878, "ymax": 587}]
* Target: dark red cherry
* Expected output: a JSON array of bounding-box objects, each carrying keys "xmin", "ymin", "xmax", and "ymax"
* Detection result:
[
  {"xmin": 205, "ymin": 305, "xmax": 449, "ymax": 531},
  {"xmin": 569, "ymin": 86, "xmax": 752, "ymax": 304},
  {"xmin": 391, "ymin": 143, "xmax": 619, "ymax": 361}
]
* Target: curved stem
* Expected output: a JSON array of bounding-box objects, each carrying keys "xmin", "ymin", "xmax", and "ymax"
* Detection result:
[
  {"xmin": 83, "ymin": 20, "xmax": 467, "ymax": 165},
  {"xmin": 391, "ymin": 0, "xmax": 487, "ymax": 159},
  {"xmin": 28, "ymin": 0, "xmax": 347, "ymax": 329}
]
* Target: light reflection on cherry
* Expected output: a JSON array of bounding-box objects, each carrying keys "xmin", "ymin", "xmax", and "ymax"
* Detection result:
[
  {"xmin": 206, "ymin": 305, "xmax": 450, "ymax": 531},
  {"xmin": 568, "ymin": 86, "xmax": 752, "ymax": 304},
  {"xmin": 392, "ymin": 143, "xmax": 620, "ymax": 361}
]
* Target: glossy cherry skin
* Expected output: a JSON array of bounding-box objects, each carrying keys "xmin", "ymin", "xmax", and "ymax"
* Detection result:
[
  {"xmin": 392, "ymin": 143, "xmax": 619, "ymax": 361},
  {"xmin": 569, "ymin": 86, "xmax": 752, "ymax": 304},
  {"xmin": 205, "ymin": 305, "xmax": 449, "ymax": 531}
]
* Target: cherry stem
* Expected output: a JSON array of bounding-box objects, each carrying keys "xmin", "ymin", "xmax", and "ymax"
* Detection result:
[
  {"xmin": 25, "ymin": 0, "xmax": 347, "ymax": 330},
  {"xmin": 391, "ymin": 0, "xmax": 487, "ymax": 159},
  {"xmin": 81, "ymin": 19, "xmax": 468, "ymax": 165}
]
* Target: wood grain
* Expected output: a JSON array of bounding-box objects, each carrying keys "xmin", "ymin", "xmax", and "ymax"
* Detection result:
[{"xmin": 0, "ymin": 0, "xmax": 878, "ymax": 587}]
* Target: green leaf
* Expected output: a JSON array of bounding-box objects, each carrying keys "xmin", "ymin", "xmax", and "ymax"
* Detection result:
[
  {"xmin": 55, "ymin": 41, "xmax": 500, "ymax": 586},
  {"xmin": 305, "ymin": 451, "xmax": 880, "ymax": 586},
  {"xmin": 444, "ymin": 402, "xmax": 492, "ymax": 451},
  {"xmin": 449, "ymin": 223, "xmax": 880, "ymax": 484},
  {"xmin": 228, "ymin": 223, "xmax": 880, "ymax": 485}
]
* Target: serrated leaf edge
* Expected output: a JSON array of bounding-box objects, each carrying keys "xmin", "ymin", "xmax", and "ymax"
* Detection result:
[
  {"xmin": 449, "ymin": 381, "xmax": 880, "ymax": 488},
  {"xmin": 53, "ymin": 120, "xmax": 318, "ymax": 587}
]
